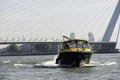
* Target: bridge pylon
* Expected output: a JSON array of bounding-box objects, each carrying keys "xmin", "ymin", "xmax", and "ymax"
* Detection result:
[{"xmin": 102, "ymin": 0, "xmax": 120, "ymax": 42}]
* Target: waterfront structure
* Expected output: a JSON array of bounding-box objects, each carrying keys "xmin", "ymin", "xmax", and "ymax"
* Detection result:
[
  {"xmin": 70, "ymin": 32, "xmax": 75, "ymax": 40},
  {"xmin": 88, "ymin": 32, "xmax": 95, "ymax": 42},
  {"xmin": 116, "ymin": 25, "xmax": 120, "ymax": 51}
]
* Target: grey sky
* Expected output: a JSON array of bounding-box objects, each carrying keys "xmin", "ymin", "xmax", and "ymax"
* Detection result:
[{"xmin": 0, "ymin": 0, "xmax": 119, "ymax": 41}]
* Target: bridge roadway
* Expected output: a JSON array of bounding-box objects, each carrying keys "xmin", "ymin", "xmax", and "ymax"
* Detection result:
[
  {"xmin": 90, "ymin": 42, "xmax": 118, "ymax": 53},
  {"xmin": 0, "ymin": 41, "xmax": 118, "ymax": 53},
  {"xmin": 0, "ymin": 41, "xmax": 116, "ymax": 44},
  {"xmin": 0, "ymin": 41, "xmax": 62, "ymax": 44}
]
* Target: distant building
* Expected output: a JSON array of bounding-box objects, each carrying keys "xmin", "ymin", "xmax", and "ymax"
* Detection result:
[
  {"xmin": 88, "ymin": 32, "xmax": 95, "ymax": 42},
  {"xmin": 70, "ymin": 32, "xmax": 75, "ymax": 39}
]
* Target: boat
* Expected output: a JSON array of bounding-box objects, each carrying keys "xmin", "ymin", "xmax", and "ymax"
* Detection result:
[{"xmin": 55, "ymin": 36, "xmax": 92, "ymax": 67}]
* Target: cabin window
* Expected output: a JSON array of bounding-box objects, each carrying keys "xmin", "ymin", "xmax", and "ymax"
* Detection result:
[
  {"xmin": 82, "ymin": 43, "xmax": 89, "ymax": 48},
  {"xmin": 63, "ymin": 41, "xmax": 89, "ymax": 49},
  {"xmin": 78, "ymin": 42, "xmax": 83, "ymax": 48},
  {"xmin": 69, "ymin": 43, "xmax": 76, "ymax": 48},
  {"xmin": 78, "ymin": 42, "xmax": 89, "ymax": 48},
  {"xmin": 63, "ymin": 42, "xmax": 76, "ymax": 49}
]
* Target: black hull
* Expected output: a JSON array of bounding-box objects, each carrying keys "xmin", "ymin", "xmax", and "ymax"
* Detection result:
[{"xmin": 56, "ymin": 52, "xmax": 92, "ymax": 67}]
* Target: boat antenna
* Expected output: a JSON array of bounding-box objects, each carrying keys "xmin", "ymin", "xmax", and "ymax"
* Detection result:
[{"xmin": 63, "ymin": 35, "xmax": 71, "ymax": 41}]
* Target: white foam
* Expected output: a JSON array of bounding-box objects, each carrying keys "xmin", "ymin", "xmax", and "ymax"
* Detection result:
[
  {"xmin": 41, "ymin": 55, "xmax": 58, "ymax": 66},
  {"xmin": 3, "ymin": 60, "xmax": 11, "ymax": 64},
  {"xmin": 42, "ymin": 61, "xmax": 58, "ymax": 66},
  {"xmin": 88, "ymin": 61, "xmax": 117, "ymax": 66},
  {"xmin": 14, "ymin": 63, "xmax": 33, "ymax": 67},
  {"xmin": 35, "ymin": 64, "xmax": 41, "ymax": 66},
  {"xmin": 100, "ymin": 62, "xmax": 117, "ymax": 66}
]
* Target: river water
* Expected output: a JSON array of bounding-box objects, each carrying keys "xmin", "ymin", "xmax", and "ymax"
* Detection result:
[{"xmin": 0, "ymin": 53, "xmax": 120, "ymax": 80}]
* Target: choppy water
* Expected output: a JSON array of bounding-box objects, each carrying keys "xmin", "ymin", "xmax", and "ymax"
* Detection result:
[{"xmin": 0, "ymin": 53, "xmax": 120, "ymax": 80}]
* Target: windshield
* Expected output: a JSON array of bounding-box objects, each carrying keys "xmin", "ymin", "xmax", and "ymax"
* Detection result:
[{"xmin": 63, "ymin": 41, "xmax": 89, "ymax": 49}]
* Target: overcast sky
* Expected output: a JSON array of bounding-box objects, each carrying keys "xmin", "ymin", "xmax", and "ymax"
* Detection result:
[{"xmin": 0, "ymin": 0, "xmax": 119, "ymax": 42}]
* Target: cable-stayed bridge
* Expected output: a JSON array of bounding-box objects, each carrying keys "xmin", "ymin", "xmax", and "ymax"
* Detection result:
[
  {"xmin": 0, "ymin": 0, "xmax": 120, "ymax": 54},
  {"xmin": 0, "ymin": 37, "xmax": 62, "ymax": 44}
]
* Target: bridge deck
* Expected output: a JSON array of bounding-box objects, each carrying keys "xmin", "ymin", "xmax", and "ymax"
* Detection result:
[{"xmin": 0, "ymin": 42, "xmax": 62, "ymax": 44}]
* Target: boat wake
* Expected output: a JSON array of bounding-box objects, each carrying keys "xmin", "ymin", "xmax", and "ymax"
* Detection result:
[
  {"xmin": 34, "ymin": 60, "xmax": 117, "ymax": 68},
  {"xmin": 1, "ymin": 59, "xmax": 117, "ymax": 68},
  {"xmin": 33, "ymin": 61, "xmax": 60, "ymax": 68},
  {"xmin": 14, "ymin": 63, "xmax": 33, "ymax": 67},
  {"xmin": 2, "ymin": 60, "xmax": 11, "ymax": 64},
  {"xmin": 81, "ymin": 61, "xmax": 117, "ymax": 67}
]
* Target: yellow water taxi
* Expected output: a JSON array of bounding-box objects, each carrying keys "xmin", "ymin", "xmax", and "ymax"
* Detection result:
[{"xmin": 56, "ymin": 36, "xmax": 92, "ymax": 67}]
